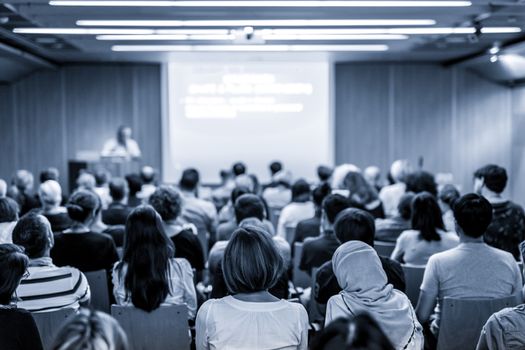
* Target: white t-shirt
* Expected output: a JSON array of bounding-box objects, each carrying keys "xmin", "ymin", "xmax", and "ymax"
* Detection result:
[
  {"xmin": 276, "ymin": 202, "xmax": 315, "ymax": 239},
  {"xmin": 391, "ymin": 229, "xmax": 459, "ymax": 266},
  {"xmin": 196, "ymin": 296, "xmax": 309, "ymax": 350},
  {"xmin": 101, "ymin": 138, "xmax": 142, "ymax": 159},
  {"xmin": 379, "ymin": 183, "xmax": 406, "ymax": 218}
]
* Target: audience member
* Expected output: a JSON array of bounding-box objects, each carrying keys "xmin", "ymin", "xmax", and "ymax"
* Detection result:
[
  {"xmin": 86, "ymin": 192, "xmax": 125, "ymax": 247},
  {"xmin": 0, "ymin": 178, "xmax": 7, "ymax": 197},
  {"xmin": 269, "ymin": 161, "xmax": 283, "ymax": 177},
  {"xmin": 325, "ymin": 241, "xmax": 423, "ymax": 349},
  {"xmin": 405, "ymin": 170, "xmax": 438, "ymax": 197},
  {"xmin": 474, "ymin": 164, "xmax": 525, "ymax": 260},
  {"xmin": 196, "ymin": 226, "xmax": 309, "ymax": 350},
  {"xmin": 52, "ymin": 190, "xmax": 119, "ymax": 272},
  {"xmin": 317, "ymin": 165, "xmax": 333, "ymax": 185},
  {"xmin": 416, "ymin": 193, "xmax": 522, "ymax": 345},
  {"xmin": 379, "ymin": 160, "xmax": 412, "ymax": 217},
  {"xmin": 112, "ymin": 206, "xmax": 196, "ymax": 317},
  {"xmin": 232, "ymin": 162, "xmax": 247, "ymax": 177},
  {"xmin": 125, "ymin": 173, "xmax": 143, "ymax": 207},
  {"xmin": 364, "ymin": 166, "xmax": 383, "ymax": 192},
  {"xmin": 149, "ymin": 185, "xmax": 205, "ymax": 271},
  {"xmin": 39, "ymin": 167, "xmax": 60, "ymax": 184},
  {"xmin": 293, "ymin": 183, "xmax": 331, "ymax": 244},
  {"xmin": 102, "ymin": 178, "xmax": 132, "ymax": 226},
  {"xmin": 315, "ymin": 208, "xmax": 406, "ymax": 304},
  {"xmin": 51, "ymin": 308, "xmax": 128, "ymax": 350},
  {"xmin": 216, "ymin": 186, "xmax": 251, "ymax": 239},
  {"xmin": 277, "ymin": 179, "xmax": 315, "ymax": 239},
  {"xmin": 94, "ymin": 168, "xmax": 112, "ymax": 210},
  {"xmin": 137, "ymin": 165, "xmax": 157, "ymax": 200},
  {"xmin": 0, "ymin": 197, "xmax": 18, "ymax": 243},
  {"xmin": 0, "ymin": 243, "xmax": 43, "ymax": 350},
  {"xmin": 391, "ymin": 192, "xmax": 459, "ymax": 266},
  {"xmin": 12, "ymin": 213, "xmax": 90, "ymax": 312},
  {"xmin": 76, "ymin": 172, "xmax": 96, "ymax": 191},
  {"xmin": 8, "ymin": 169, "xmax": 39, "ymax": 215},
  {"xmin": 375, "ymin": 192, "xmax": 414, "ymax": 243},
  {"xmin": 438, "ymin": 184, "xmax": 460, "ymax": 232},
  {"xmin": 476, "ymin": 304, "xmax": 525, "ymax": 350},
  {"xmin": 262, "ymin": 170, "xmax": 292, "ymax": 210},
  {"xmin": 37, "ymin": 180, "xmax": 72, "ymax": 233},
  {"xmin": 211, "ymin": 169, "xmax": 235, "ymax": 210},
  {"xmin": 344, "ymin": 171, "xmax": 385, "ymax": 218},
  {"xmin": 299, "ymin": 194, "xmax": 350, "ymax": 274},
  {"xmin": 331, "ymin": 164, "xmax": 360, "ymax": 190}
]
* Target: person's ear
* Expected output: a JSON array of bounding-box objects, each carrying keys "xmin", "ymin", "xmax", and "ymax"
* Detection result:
[{"xmin": 47, "ymin": 230, "xmax": 55, "ymax": 249}]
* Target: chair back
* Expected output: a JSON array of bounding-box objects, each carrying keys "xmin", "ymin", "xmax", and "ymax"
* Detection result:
[
  {"xmin": 32, "ymin": 308, "xmax": 76, "ymax": 350},
  {"xmin": 437, "ymin": 295, "xmax": 521, "ymax": 350},
  {"xmin": 111, "ymin": 304, "xmax": 190, "ymax": 350},
  {"xmin": 285, "ymin": 226, "xmax": 296, "ymax": 245},
  {"xmin": 402, "ymin": 264, "xmax": 426, "ymax": 306},
  {"xmin": 84, "ymin": 269, "xmax": 110, "ymax": 313},
  {"xmin": 373, "ymin": 241, "xmax": 396, "ymax": 257},
  {"xmin": 293, "ymin": 242, "xmax": 311, "ymax": 289},
  {"xmin": 309, "ymin": 267, "xmax": 326, "ymax": 323}
]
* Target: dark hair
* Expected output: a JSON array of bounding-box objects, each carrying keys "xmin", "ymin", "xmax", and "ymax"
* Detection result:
[
  {"xmin": 12, "ymin": 213, "xmax": 51, "ymax": 259},
  {"xmin": 232, "ymin": 162, "xmax": 246, "ymax": 176},
  {"xmin": 40, "ymin": 167, "xmax": 59, "ymax": 183},
  {"xmin": 439, "ymin": 184, "xmax": 460, "ymax": 208},
  {"xmin": 323, "ymin": 194, "xmax": 351, "ymax": 224},
  {"xmin": 149, "ymin": 186, "xmax": 182, "ymax": 221},
  {"xmin": 223, "ymin": 226, "xmax": 284, "ymax": 294},
  {"xmin": 118, "ymin": 205, "xmax": 174, "ymax": 312},
  {"xmin": 310, "ymin": 314, "xmax": 394, "ymax": 350},
  {"xmin": 109, "ymin": 178, "xmax": 128, "ymax": 202},
  {"xmin": 405, "ymin": 171, "xmax": 437, "ymax": 197},
  {"xmin": 292, "ymin": 179, "xmax": 311, "ymax": 202},
  {"xmin": 317, "ymin": 166, "xmax": 333, "ymax": 182},
  {"xmin": 397, "ymin": 192, "xmax": 415, "ymax": 220},
  {"xmin": 334, "ymin": 208, "xmax": 376, "ymax": 246},
  {"xmin": 0, "ymin": 197, "xmax": 18, "ymax": 223},
  {"xmin": 231, "ymin": 186, "xmax": 251, "ymax": 204},
  {"xmin": 117, "ymin": 125, "xmax": 130, "ymax": 145},
  {"xmin": 125, "ymin": 174, "xmax": 143, "ymax": 196},
  {"xmin": 234, "ymin": 194, "xmax": 265, "ymax": 223},
  {"xmin": 66, "ymin": 190, "xmax": 99, "ymax": 223},
  {"xmin": 179, "ymin": 168, "xmax": 199, "ymax": 191},
  {"xmin": 412, "ymin": 192, "xmax": 445, "ymax": 241},
  {"xmin": 344, "ymin": 171, "xmax": 379, "ymax": 205},
  {"xmin": 453, "ymin": 193, "xmax": 493, "ymax": 238},
  {"xmin": 313, "ymin": 183, "xmax": 332, "ymax": 208},
  {"xmin": 474, "ymin": 164, "xmax": 508, "ymax": 193},
  {"xmin": 0, "ymin": 243, "xmax": 29, "ymax": 305},
  {"xmin": 94, "ymin": 168, "xmax": 110, "ymax": 187},
  {"xmin": 269, "ymin": 161, "xmax": 282, "ymax": 176},
  {"xmin": 140, "ymin": 167, "xmax": 155, "ymax": 185}
]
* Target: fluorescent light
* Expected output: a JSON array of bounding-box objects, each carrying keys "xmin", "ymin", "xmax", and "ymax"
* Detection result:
[
  {"xmin": 482, "ymin": 27, "xmax": 521, "ymax": 34},
  {"xmin": 13, "ymin": 28, "xmax": 155, "ymax": 34},
  {"xmin": 262, "ymin": 34, "xmax": 408, "ymax": 40},
  {"xmin": 97, "ymin": 34, "xmax": 235, "ymax": 40},
  {"xmin": 111, "ymin": 44, "xmax": 389, "ymax": 51},
  {"xmin": 77, "ymin": 19, "xmax": 436, "ymax": 27},
  {"xmin": 50, "ymin": 0, "xmax": 472, "ymax": 7},
  {"xmin": 261, "ymin": 27, "xmax": 522, "ymax": 35}
]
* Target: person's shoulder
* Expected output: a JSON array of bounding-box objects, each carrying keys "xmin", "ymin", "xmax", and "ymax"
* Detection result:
[
  {"xmin": 284, "ymin": 299, "xmax": 308, "ymax": 316},
  {"xmin": 171, "ymin": 257, "xmax": 192, "ymax": 271}
]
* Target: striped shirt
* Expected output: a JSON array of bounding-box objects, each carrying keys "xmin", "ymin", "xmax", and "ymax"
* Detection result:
[{"xmin": 16, "ymin": 257, "xmax": 90, "ymax": 313}]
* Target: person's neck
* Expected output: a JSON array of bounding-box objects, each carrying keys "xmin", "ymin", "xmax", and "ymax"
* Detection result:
[
  {"xmin": 232, "ymin": 290, "xmax": 279, "ymax": 302},
  {"xmin": 66, "ymin": 222, "xmax": 90, "ymax": 233},
  {"xmin": 91, "ymin": 220, "xmax": 107, "ymax": 233},
  {"xmin": 482, "ymin": 190, "xmax": 506, "ymax": 204},
  {"xmin": 459, "ymin": 234, "xmax": 484, "ymax": 244},
  {"xmin": 181, "ymin": 189, "xmax": 196, "ymax": 197},
  {"xmin": 42, "ymin": 205, "xmax": 60, "ymax": 214}
]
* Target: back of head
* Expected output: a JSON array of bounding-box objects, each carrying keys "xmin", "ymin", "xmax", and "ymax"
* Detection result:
[
  {"xmin": 12, "ymin": 213, "xmax": 52, "ymax": 259},
  {"xmin": 390, "ymin": 160, "xmax": 412, "ymax": 183},
  {"xmin": 323, "ymin": 194, "xmax": 351, "ymax": 224},
  {"xmin": 40, "ymin": 167, "xmax": 60, "ymax": 184},
  {"xmin": 179, "ymin": 168, "xmax": 199, "ymax": 191},
  {"xmin": 405, "ymin": 170, "xmax": 437, "ymax": 197},
  {"xmin": 52, "ymin": 308, "xmax": 128, "ymax": 350},
  {"xmin": 149, "ymin": 185, "xmax": 182, "ymax": 221},
  {"xmin": 122, "ymin": 205, "xmax": 174, "ymax": 312},
  {"xmin": 140, "ymin": 166, "xmax": 155, "ymax": 185},
  {"xmin": 67, "ymin": 190, "xmax": 99, "ymax": 223},
  {"xmin": 125, "ymin": 174, "xmax": 143, "ymax": 196},
  {"xmin": 364, "ymin": 166, "xmax": 381, "ymax": 182},
  {"xmin": 0, "ymin": 243, "xmax": 28, "ymax": 305},
  {"xmin": 269, "ymin": 161, "xmax": 283, "ymax": 176},
  {"xmin": 223, "ymin": 226, "xmax": 284, "ymax": 294},
  {"xmin": 334, "ymin": 208, "xmax": 375, "ymax": 246},
  {"xmin": 411, "ymin": 192, "xmax": 444, "ymax": 241},
  {"xmin": 39, "ymin": 180, "xmax": 63, "ymax": 207},
  {"xmin": 313, "ymin": 183, "xmax": 332, "ymax": 208},
  {"xmin": 292, "ymin": 179, "xmax": 311, "ymax": 202},
  {"xmin": 438, "ymin": 184, "xmax": 460, "ymax": 208},
  {"xmin": 235, "ymin": 174, "xmax": 255, "ymax": 193},
  {"xmin": 76, "ymin": 172, "xmax": 96, "ymax": 191},
  {"xmin": 272, "ymin": 170, "xmax": 292, "ymax": 188},
  {"xmin": 0, "ymin": 197, "xmax": 18, "ymax": 223},
  {"xmin": 231, "ymin": 186, "xmax": 251, "ymax": 204},
  {"xmin": 0, "ymin": 179, "xmax": 6, "ymax": 197},
  {"xmin": 317, "ymin": 165, "xmax": 333, "ymax": 182},
  {"xmin": 94, "ymin": 169, "xmax": 111, "ymax": 187},
  {"xmin": 474, "ymin": 164, "xmax": 508, "ymax": 194},
  {"xmin": 397, "ymin": 192, "xmax": 415, "ymax": 220},
  {"xmin": 14, "ymin": 170, "xmax": 34, "ymax": 192},
  {"xmin": 344, "ymin": 171, "xmax": 378, "ymax": 205},
  {"xmin": 232, "ymin": 162, "xmax": 246, "ymax": 177},
  {"xmin": 331, "ymin": 164, "xmax": 361, "ymax": 190},
  {"xmin": 234, "ymin": 194, "xmax": 265, "ymax": 223},
  {"xmin": 109, "ymin": 178, "xmax": 129, "ymax": 202},
  {"xmin": 453, "ymin": 193, "xmax": 493, "ymax": 238}
]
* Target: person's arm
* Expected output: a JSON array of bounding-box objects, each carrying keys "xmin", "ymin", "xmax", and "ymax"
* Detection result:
[
  {"xmin": 415, "ymin": 257, "xmax": 439, "ymax": 324},
  {"xmin": 415, "ymin": 290, "xmax": 438, "ymax": 324},
  {"xmin": 276, "ymin": 207, "xmax": 288, "ymax": 239},
  {"xmin": 128, "ymin": 139, "xmax": 142, "ymax": 159},
  {"xmin": 77, "ymin": 271, "xmax": 91, "ymax": 307},
  {"xmin": 297, "ymin": 305, "xmax": 309, "ymax": 350},
  {"xmin": 101, "ymin": 139, "xmax": 116, "ymax": 157},
  {"xmin": 180, "ymin": 260, "xmax": 197, "ymax": 319},
  {"xmin": 390, "ymin": 232, "xmax": 406, "ymax": 263},
  {"xmin": 314, "ymin": 262, "xmax": 340, "ymax": 304},
  {"xmin": 195, "ymin": 301, "xmax": 212, "ymax": 350}
]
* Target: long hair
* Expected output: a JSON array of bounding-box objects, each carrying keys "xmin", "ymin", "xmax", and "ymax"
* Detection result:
[
  {"xmin": 0, "ymin": 244, "xmax": 29, "ymax": 305},
  {"xmin": 411, "ymin": 192, "xmax": 445, "ymax": 242},
  {"xmin": 117, "ymin": 205, "xmax": 174, "ymax": 312},
  {"xmin": 343, "ymin": 171, "xmax": 378, "ymax": 205}
]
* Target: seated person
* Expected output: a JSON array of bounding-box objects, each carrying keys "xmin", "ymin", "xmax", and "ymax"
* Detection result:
[
  {"xmin": 262, "ymin": 170, "xmax": 292, "ymax": 210},
  {"xmin": 93, "ymin": 168, "xmax": 112, "ymax": 210},
  {"xmin": 137, "ymin": 166, "xmax": 156, "ymax": 200},
  {"xmin": 113, "ymin": 205, "xmax": 196, "ymax": 318},
  {"xmin": 375, "ymin": 192, "xmax": 414, "ymax": 243},
  {"xmin": 438, "ymin": 184, "xmax": 460, "ymax": 233},
  {"xmin": 416, "ymin": 193, "xmax": 522, "ymax": 343},
  {"xmin": 0, "ymin": 197, "xmax": 18, "ymax": 244},
  {"xmin": 379, "ymin": 160, "xmax": 412, "ymax": 218},
  {"xmin": 315, "ymin": 208, "xmax": 406, "ymax": 304},
  {"xmin": 293, "ymin": 183, "xmax": 331, "ymax": 244},
  {"xmin": 477, "ymin": 304, "xmax": 525, "ymax": 350},
  {"xmin": 325, "ymin": 241, "xmax": 423, "ymax": 350},
  {"xmin": 0, "ymin": 244, "xmax": 43, "ymax": 350},
  {"xmin": 36, "ymin": 180, "xmax": 72, "ymax": 233},
  {"xmin": 51, "ymin": 308, "xmax": 128, "ymax": 350},
  {"xmin": 277, "ymin": 179, "xmax": 315, "ymax": 239},
  {"xmin": 125, "ymin": 173, "xmax": 143, "ymax": 208},
  {"xmin": 344, "ymin": 171, "xmax": 385, "ymax": 219},
  {"xmin": 149, "ymin": 185, "xmax": 205, "ymax": 272},
  {"xmin": 196, "ymin": 226, "xmax": 309, "ymax": 350},
  {"xmin": 12, "ymin": 213, "xmax": 90, "ymax": 312},
  {"xmin": 102, "ymin": 178, "xmax": 132, "ymax": 226},
  {"xmin": 391, "ymin": 192, "xmax": 459, "ymax": 266},
  {"xmin": 51, "ymin": 190, "xmax": 119, "ymax": 272},
  {"xmin": 299, "ymin": 194, "xmax": 350, "ymax": 274}
]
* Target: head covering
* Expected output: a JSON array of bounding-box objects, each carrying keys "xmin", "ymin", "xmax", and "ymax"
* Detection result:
[{"xmin": 332, "ymin": 241, "xmax": 419, "ymax": 349}]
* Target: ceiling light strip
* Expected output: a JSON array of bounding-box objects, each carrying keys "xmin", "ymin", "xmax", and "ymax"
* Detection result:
[{"xmin": 111, "ymin": 44, "xmax": 389, "ymax": 51}]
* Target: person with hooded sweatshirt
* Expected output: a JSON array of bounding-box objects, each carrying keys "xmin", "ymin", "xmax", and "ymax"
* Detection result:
[{"xmin": 325, "ymin": 241, "xmax": 423, "ymax": 350}]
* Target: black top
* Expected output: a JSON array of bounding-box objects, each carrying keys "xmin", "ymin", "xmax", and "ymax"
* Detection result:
[
  {"xmin": 171, "ymin": 229, "xmax": 206, "ymax": 271},
  {"xmin": 314, "ymin": 255, "xmax": 406, "ymax": 304},
  {"xmin": 484, "ymin": 200, "xmax": 525, "ymax": 261},
  {"xmin": 0, "ymin": 307, "xmax": 43, "ymax": 350},
  {"xmin": 299, "ymin": 234, "xmax": 340, "ymax": 273},
  {"xmin": 293, "ymin": 215, "xmax": 321, "ymax": 244},
  {"xmin": 127, "ymin": 195, "xmax": 142, "ymax": 208},
  {"xmin": 51, "ymin": 231, "xmax": 119, "ymax": 272},
  {"xmin": 44, "ymin": 212, "xmax": 73, "ymax": 233},
  {"xmin": 103, "ymin": 225, "xmax": 125, "ymax": 247},
  {"xmin": 102, "ymin": 202, "xmax": 132, "ymax": 226}
]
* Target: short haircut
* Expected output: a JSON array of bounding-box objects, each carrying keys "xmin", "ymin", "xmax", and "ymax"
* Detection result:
[
  {"xmin": 66, "ymin": 190, "xmax": 99, "ymax": 223},
  {"xmin": 234, "ymin": 194, "xmax": 265, "ymax": 223},
  {"xmin": 149, "ymin": 185, "xmax": 183, "ymax": 221},
  {"xmin": 453, "ymin": 193, "xmax": 493, "ymax": 238},
  {"xmin": 390, "ymin": 159, "xmax": 412, "ymax": 183},
  {"xmin": 312, "ymin": 183, "xmax": 331, "ymax": 207},
  {"xmin": 109, "ymin": 178, "xmax": 129, "ymax": 202},
  {"xmin": 76, "ymin": 172, "xmax": 96, "ymax": 190},
  {"xmin": 94, "ymin": 168, "xmax": 110, "ymax": 186},
  {"xmin": 14, "ymin": 170, "xmax": 34, "ymax": 192},
  {"xmin": 397, "ymin": 192, "xmax": 415, "ymax": 220},
  {"xmin": 125, "ymin": 173, "xmax": 143, "ymax": 196},
  {"xmin": 223, "ymin": 226, "xmax": 284, "ymax": 294},
  {"xmin": 179, "ymin": 168, "xmax": 199, "ymax": 191},
  {"xmin": 269, "ymin": 161, "xmax": 282, "ymax": 176},
  {"xmin": 0, "ymin": 197, "xmax": 18, "ymax": 223},
  {"xmin": 439, "ymin": 184, "xmax": 460, "ymax": 208},
  {"xmin": 140, "ymin": 166, "xmax": 155, "ymax": 184},
  {"xmin": 334, "ymin": 208, "xmax": 376, "ymax": 246},
  {"xmin": 0, "ymin": 243, "xmax": 29, "ymax": 305},
  {"xmin": 39, "ymin": 167, "xmax": 59, "ymax": 183},
  {"xmin": 292, "ymin": 179, "xmax": 311, "ymax": 201},
  {"xmin": 405, "ymin": 171, "xmax": 437, "ymax": 197},
  {"xmin": 474, "ymin": 164, "xmax": 508, "ymax": 194},
  {"xmin": 39, "ymin": 180, "xmax": 62, "ymax": 206},
  {"xmin": 12, "ymin": 213, "xmax": 51, "ymax": 259},
  {"xmin": 323, "ymin": 194, "xmax": 351, "ymax": 224},
  {"xmin": 317, "ymin": 165, "xmax": 333, "ymax": 182},
  {"xmin": 231, "ymin": 186, "xmax": 251, "ymax": 204},
  {"xmin": 232, "ymin": 162, "xmax": 247, "ymax": 176}
]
